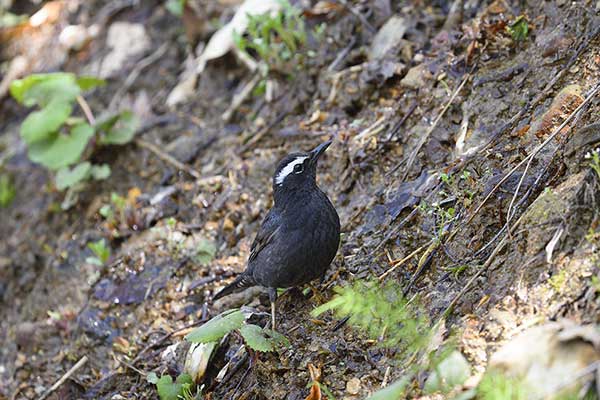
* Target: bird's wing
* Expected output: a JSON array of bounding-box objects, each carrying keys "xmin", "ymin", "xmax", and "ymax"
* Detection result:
[{"xmin": 248, "ymin": 208, "xmax": 280, "ymax": 263}]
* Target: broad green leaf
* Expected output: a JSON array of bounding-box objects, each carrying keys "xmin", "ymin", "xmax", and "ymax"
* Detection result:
[
  {"xmin": 365, "ymin": 376, "xmax": 412, "ymax": 400},
  {"xmin": 265, "ymin": 328, "xmax": 290, "ymax": 347},
  {"xmin": 55, "ymin": 162, "xmax": 92, "ymax": 190},
  {"xmin": 76, "ymin": 76, "xmax": 106, "ymax": 91},
  {"xmin": 91, "ymin": 164, "xmax": 111, "ymax": 180},
  {"xmin": 20, "ymin": 101, "xmax": 72, "ymax": 145},
  {"xmin": 424, "ymin": 350, "xmax": 471, "ymax": 394},
  {"xmin": 185, "ymin": 309, "xmax": 245, "ymax": 343},
  {"xmin": 28, "ymin": 123, "xmax": 93, "ymax": 170},
  {"xmin": 155, "ymin": 373, "xmax": 194, "ymax": 400},
  {"xmin": 240, "ymin": 324, "xmax": 274, "ymax": 352},
  {"xmin": 11, "ymin": 73, "xmax": 80, "ymax": 107},
  {"xmin": 97, "ymin": 111, "xmax": 139, "ymax": 145}
]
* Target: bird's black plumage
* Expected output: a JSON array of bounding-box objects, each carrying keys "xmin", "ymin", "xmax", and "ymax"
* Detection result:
[{"xmin": 213, "ymin": 141, "xmax": 340, "ymax": 325}]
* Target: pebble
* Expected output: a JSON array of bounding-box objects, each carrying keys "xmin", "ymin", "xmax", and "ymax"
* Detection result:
[{"xmin": 346, "ymin": 377, "xmax": 361, "ymax": 395}]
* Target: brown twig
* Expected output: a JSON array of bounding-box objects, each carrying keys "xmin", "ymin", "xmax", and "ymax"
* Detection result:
[
  {"xmin": 77, "ymin": 95, "xmax": 96, "ymax": 125},
  {"xmin": 135, "ymin": 138, "xmax": 202, "ymax": 179},
  {"xmin": 378, "ymin": 243, "xmax": 428, "ymax": 281},
  {"xmin": 38, "ymin": 356, "xmax": 88, "ymax": 400}
]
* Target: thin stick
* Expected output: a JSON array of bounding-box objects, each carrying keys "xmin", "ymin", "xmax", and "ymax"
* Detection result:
[
  {"xmin": 77, "ymin": 96, "xmax": 95, "ymax": 125},
  {"xmin": 505, "ymin": 154, "xmax": 534, "ymax": 235},
  {"xmin": 379, "ymin": 243, "xmax": 427, "ymax": 280},
  {"xmin": 401, "ymin": 74, "xmax": 469, "ymax": 181},
  {"xmin": 468, "ymin": 82, "xmax": 600, "ymax": 224},
  {"xmin": 135, "ymin": 138, "xmax": 202, "ymax": 180},
  {"xmin": 38, "ymin": 356, "xmax": 88, "ymax": 400}
]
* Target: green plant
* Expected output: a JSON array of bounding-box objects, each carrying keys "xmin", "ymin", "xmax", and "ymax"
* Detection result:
[
  {"xmin": 165, "ymin": 0, "xmax": 186, "ymax": 16},
  {"xmin": 10, "ymin": 73, "xmax": 139, "ymax": 196},
  {"xmin": 312, "ymin": 281, "xmax": 431, "ymax": 355},
  {"xmin": 507, "ymin": 15, "xmax": 529, "ymax": 42},
  {"xmin": 586, "ymin": 148, "xmax": 600, "ymax": 179},
  {"xmin": 185, "ymin": 309, "xmax": 289, "ymax": 352},
  {"xmin": 86, "ymin": 239, "xmax": 111, "ymax": 266},
  {"xmin": 234, "ymin": 0, "xmax": 307, "ymax": 73},
  {"xmin": 147, "ymin": 372, "xmax": 201, "ymax": 400},
  {"xmin": 313, "ymin": 281, "xmax": 467, "ymax": 398},
  {"xmin": 477, "ymin": 372, "xmax": 529, "ymax": 400},
  {"xmin": 0, "ymin": 174, "xmax": 16, "ymax": 207}
]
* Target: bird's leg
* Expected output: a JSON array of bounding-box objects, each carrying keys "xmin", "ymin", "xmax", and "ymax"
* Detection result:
[{"xmin": 268, "ymin": 287, "xmax": 277, "ymax": 330}]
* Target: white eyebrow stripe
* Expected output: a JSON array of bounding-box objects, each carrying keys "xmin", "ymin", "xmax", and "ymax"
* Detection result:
[{"xmin": 275, "ymin": 156, "xmax": 309, "ymax": 185}]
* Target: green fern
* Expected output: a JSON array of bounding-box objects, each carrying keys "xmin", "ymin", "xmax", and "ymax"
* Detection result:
[{"xmin": 312, "ymin": 281, "xmax": 431, "ymax": 355}]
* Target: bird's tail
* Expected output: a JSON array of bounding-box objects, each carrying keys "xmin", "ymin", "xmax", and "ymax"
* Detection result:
[{"xmin": 212, "ymin": 274, "xmax": 255, "ymax": 301}]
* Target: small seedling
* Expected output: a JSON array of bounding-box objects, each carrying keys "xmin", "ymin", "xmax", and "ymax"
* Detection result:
[
  {"xmin": 507, "ymin": 15, "xmax": 529, "ymax": 42},
  {"xmin": 0, "ymin": 174, "xmax": 16, "ymax": 207},
  {"xmin": 10, "ymin": 73, "xmax": 139, "ymax": 203},
  {"xmin": 147, "ymin": 372, "xmax": 201, "ymax": 400},
  {"xmin": 86, "ymin": 239, "xmax": 111, "ymax": 266},
  {"xmin": 234, "ymin": 0, "xmax": 308, "ymax": 74}
]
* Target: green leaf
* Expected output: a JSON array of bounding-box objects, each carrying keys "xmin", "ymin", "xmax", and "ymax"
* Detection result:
[
  {"xmin": 424, "ymin": 351, "xmax": 471, "ymax": 394},
  {"xmin": 195, "ymin": 239, "xmax": 216, "ymax": 265},
  {"xmin": 87, "ymin": 239, "xmax": 111, "ymax": 264},
  {"xmin": 240, "ymin": 324, "xmax": 274, "ymax": 352},
  {"xmin": 508, "ymin": 15, "xmax": 529, "ymax": 42},
  {"xmin": 165, "ymin": 0, "xmax": 186, "ymax": 16},
  {"xmin": 156, "ymin": 375, "xmax": 179, "ymax": 400},
  {"xmin": 146, "ymin": 372, "xmax": 159, "ymax": 384},
  {"xmin": 155, "ymin": 373, "xmax": 194, "ymax": 400},
  {"xmin": 55, "ymin": 162, "xmax": 92, "ymax": 190},
  {"xmin": 365, "ymin": 376, "xmax": 412, "ymax": 400},
  {"xmin": 264, "ymin": 328, "xmax": 290, "ymax": 347},
  {"xmin": 86, "ymin": 257, "xmax": 104, "ymax": 266},
  {"xmin": 10, "ymin": 73, "xmax": 80, "ymax": 107},
  {"xmin": 28, "ymin": 123, "xmax": 93, "ymax": 170},
  {"xmin": 20, "ymin": 100, "xmax": 72, "ymax": 145},
  {"xmin": 185, "ymin": 309, "xmax": 245, "ymax": 343},
  {"xmin": 91, "ymin": 164, "xmax": 111, "ymax": 180},
  {"xmin": 0, "ymin": 175, "xmax": 16, "ymax": 208},
  {"xmin": 76, "ymin": 76, "xmax": 106, "ymax": 91},
  {"xmin": 97, "ymin": 111, "xmax": 139, "ymax": 145}
]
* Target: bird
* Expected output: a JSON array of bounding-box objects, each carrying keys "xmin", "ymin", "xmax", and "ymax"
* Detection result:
[{"xmin": 213, "ymin": 140, "xmax": 340, "ymax": 329}]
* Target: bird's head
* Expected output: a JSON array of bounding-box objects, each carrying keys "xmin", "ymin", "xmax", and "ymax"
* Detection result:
[{"xmin": 272, "ymin": 140, "xmax": 332, "ymax": 196}]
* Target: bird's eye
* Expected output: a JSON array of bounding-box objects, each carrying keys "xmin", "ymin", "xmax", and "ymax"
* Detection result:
[{"xmin": 294, "ymin": 163, "xmax": 304, "ymax": 174}]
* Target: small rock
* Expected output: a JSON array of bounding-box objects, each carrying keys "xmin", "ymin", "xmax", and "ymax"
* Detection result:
[
  {"xmin": 95, "ymin": 22, "xmax": 151, "ymax": 78},
  {"xmin": 346, "ymin": 377, "xmax": 361, "ymax": 395},
  {"xmin": 58, "ymin": 25, "xmax": 90, "ymax": 51},
  {"xmin": 400, "ymin": 64, "xmax": 432, "ymax": 89}
]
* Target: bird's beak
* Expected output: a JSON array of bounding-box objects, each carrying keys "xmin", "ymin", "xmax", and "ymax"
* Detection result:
[{"xmin": 309, "ymin": 140, "xmax": 332, "ymax": 166}]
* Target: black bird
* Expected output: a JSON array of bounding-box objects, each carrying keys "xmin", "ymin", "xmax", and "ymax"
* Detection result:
[{"xmin": 213, "ymin": 140, "xmax": 340, "ymax": 328}]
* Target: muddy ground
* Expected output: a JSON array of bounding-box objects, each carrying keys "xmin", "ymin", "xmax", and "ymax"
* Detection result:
[{"xmin": 1, "ymin": 0, "xmax": 600, "ymax": 399}]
